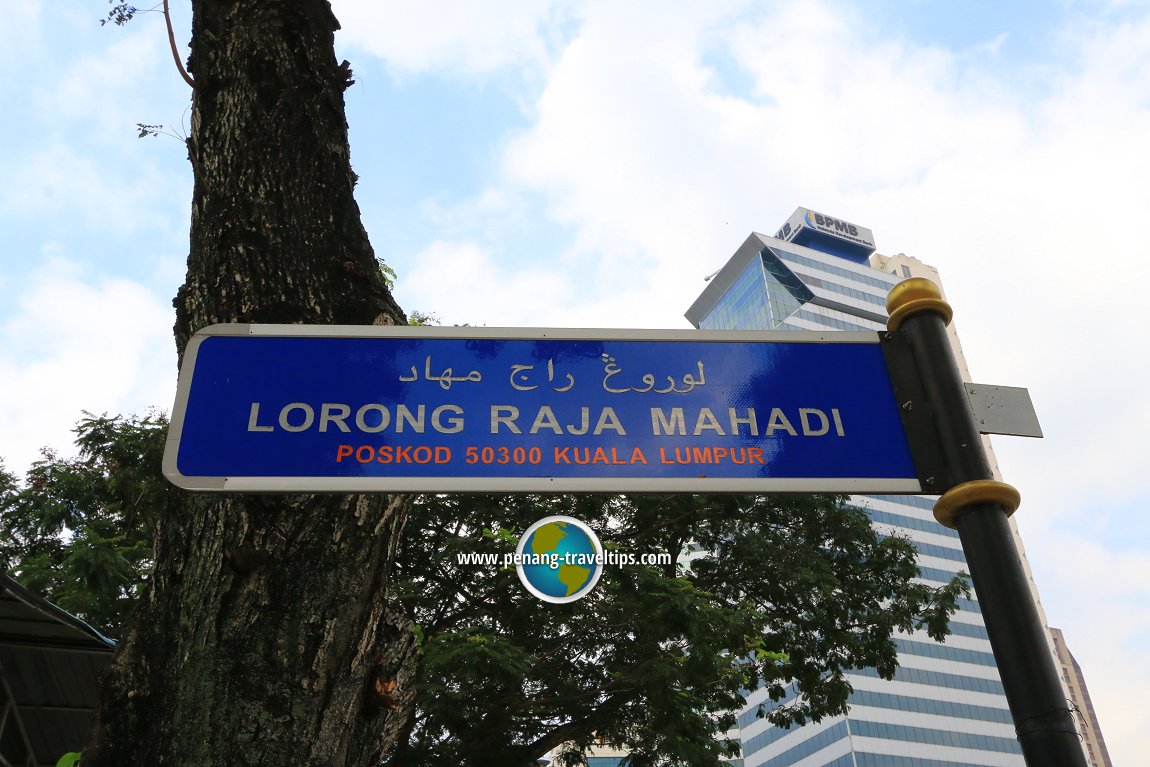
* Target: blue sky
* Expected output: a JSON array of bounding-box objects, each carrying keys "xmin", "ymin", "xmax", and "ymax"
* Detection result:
[{"xmin": 2, "ymin": 1, "xmax": 1148, "ymax": 762}]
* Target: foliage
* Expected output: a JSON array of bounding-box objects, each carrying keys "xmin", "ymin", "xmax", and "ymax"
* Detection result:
[
  {"xmin": 0, "ymin": 412, "xmax": 168, "ymax": 636},
  {"xmin": 100, "ymin": 3, "xmax": 138, "ymax": 27},
  {"xmin": 136, "ymin": 122, "xmax": 188, "ymax": 142},
  {"xmin": 407, "ymin": 310, "xmax": 442, "ymax": 327},
  {"xmin": 2, "ymin": 417, "xmax": 967, "ymax": 767},
  {"xmin": 377, "ymin": 258, "xmax": 399, "ymax": 291},
  {"xmin": 389, "ymin": 492, "xmax": 968, "ymax": 767}
]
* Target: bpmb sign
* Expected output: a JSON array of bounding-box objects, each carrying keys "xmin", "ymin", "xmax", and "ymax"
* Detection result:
[{"xmin": 163, "ymin": 325, "xmax": 922, "ymax": 493}]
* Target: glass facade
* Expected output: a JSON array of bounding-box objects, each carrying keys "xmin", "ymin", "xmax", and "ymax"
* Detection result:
[
  {"xmin": 697, "ymin": 249, "xmax": 813, "ymax": 331},
  {"xmin": 687, "ymin": 233, "xmax": 1025, "ymax": 767}
]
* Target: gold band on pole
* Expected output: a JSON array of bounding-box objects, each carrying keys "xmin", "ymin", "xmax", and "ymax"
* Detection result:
[
  {"xmin": 933, "ymin": 480, "xmax": 1021, "ymax": 529},
  {"xmin": 886, "ymin": 277, "xmax": 953, "ymax": 331}
]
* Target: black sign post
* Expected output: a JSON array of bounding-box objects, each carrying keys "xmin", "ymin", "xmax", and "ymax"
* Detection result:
[{"xmin": 886, "ymin": 278, "xmax": 1087, "ymax": 767}]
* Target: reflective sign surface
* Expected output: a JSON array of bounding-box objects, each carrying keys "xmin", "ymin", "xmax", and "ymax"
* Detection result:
[{"xmin": 164, "ymin": 325, "xmax": 920, "ymax": 493}]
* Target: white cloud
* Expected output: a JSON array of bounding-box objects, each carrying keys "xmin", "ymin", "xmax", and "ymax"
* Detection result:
[
  {"xmin": 0, "ymin": 8, "xmax": 192, "ymax": 252},
  {"xmin": 333, "ymin": 0, "xmax": 574, "ymax": 76},
  {"xmin": 1024, "ymin": 532, "xmax": 1150, "ymax": 759},
  {"xmin": 397, "ymin": 240, "xmax": 573, "ymax": 327},
  {"xmin": 403, "ymin": 4, "xmax": 1150, "ymax": 761},
  {"xmin": 0, "ymin": 257, "xmax": 175, "ymax": 475},
  {"xmin": 0, "ymin": 143, "xmax": 179, "ymax": 238},
  {"xmin": 0, "ymin": 1, "xmax": 44, "ymax": 67},
  {"xmin": 34, "ymin": 27, "xmax": 171, "ymax": 143}
]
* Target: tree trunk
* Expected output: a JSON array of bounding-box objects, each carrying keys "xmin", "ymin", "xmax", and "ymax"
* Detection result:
[{"xmin": 85, "ymin": 2, "xmax": 416, "ymax": 764}]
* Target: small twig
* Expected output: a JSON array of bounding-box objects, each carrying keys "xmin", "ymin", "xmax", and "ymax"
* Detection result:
[{"xmin": 164, "ymin": 0, "xmax": 195, "ymax": 89}]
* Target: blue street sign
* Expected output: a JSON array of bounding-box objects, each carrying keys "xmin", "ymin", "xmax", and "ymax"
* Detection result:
[{"xmin": 163, "ymin": 325, "xmax": 922, "ymax": 493}]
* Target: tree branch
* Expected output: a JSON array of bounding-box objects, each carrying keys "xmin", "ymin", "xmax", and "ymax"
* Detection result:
[{"xmin": 164, "ymin": 0, "xmax": 195, "ymax": 89}]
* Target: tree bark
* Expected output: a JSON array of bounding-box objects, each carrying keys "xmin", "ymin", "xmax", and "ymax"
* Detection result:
[{"xmin": 86, "ymin": 2, "xmax": 415, "ymax": 764}]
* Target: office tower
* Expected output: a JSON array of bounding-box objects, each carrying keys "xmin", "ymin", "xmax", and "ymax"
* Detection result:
[
  {"xmin": 686, "ymin": 208, "xmax": 1054, "ymax": 767},
  {"xmin": 1049, "ymin": 628, "xmax": 1113, "ymax": 767}
]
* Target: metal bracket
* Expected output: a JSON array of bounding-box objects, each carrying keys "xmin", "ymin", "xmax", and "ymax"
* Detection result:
[
  {"xmin": 880, "ymin": 332, "xmax": 1043, "ymax": 494},
  {"xmin": 964, "ymin": 383, "xmax": 1043, "ymax": 438}
]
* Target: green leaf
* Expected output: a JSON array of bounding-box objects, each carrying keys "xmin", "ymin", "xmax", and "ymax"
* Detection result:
[{"xmin": 56, "ymin": 752, "xmax": 82, "ymax": 767}]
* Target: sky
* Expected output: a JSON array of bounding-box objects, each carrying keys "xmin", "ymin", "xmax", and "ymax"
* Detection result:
[{"xmin": 1, "ymin": 0, "xmax": 1147, "ymax": 762}]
